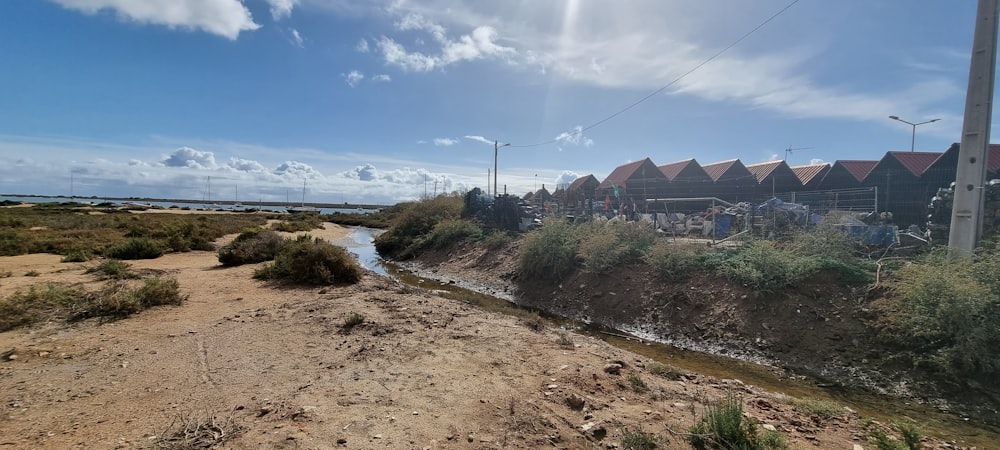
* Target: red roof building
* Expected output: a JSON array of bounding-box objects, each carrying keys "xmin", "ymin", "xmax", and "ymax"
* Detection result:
[
  {"xmin": 745, "ymin": 160, "xmax": 803, "ymax": 197},
  {"xmin": 790, "ymin": 164, "xmax": 831, "ymax": 190}
]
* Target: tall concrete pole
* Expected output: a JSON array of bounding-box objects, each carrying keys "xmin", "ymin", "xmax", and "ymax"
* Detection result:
[{"xmin": 949, "ymin": 0, "xmax": 999, "ymax": 255}]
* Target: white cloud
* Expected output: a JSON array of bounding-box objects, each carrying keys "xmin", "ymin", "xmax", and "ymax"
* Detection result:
[
  {"xmin": 227, "ymin": 157, "xmax": 267, "ymax": 173},
  {"xmin": 50, "ymin": 0, "xmax": 260, "ymax": 40},
  {"xmin": 356, "ymin": 38, "xmax": 370, "ymax": 53},
  {"xmin": 161, "ymin": 147, "xmax": 217, "ymax": 169},
  {"xmin": 290, "ymin": 28, "xmax": 304, "ymax": 47},
  {"xmin": 343, "ymin": 163, "xmax": 379, "ymax": 181},
  {"xmin": 464, "ymin": 135, "xmax": 492, "ymax": 145},
  {"xmin": 376, "ymin": 15, "xmax": 515, "ymax": 73},
  {"xmin": 266, "ymin": 0, "xmax": 297, "ymax": 20},
  {"xmin": 554, "ymin": 171, "xmax": 579, "ymax": 188},
  {"xmin": 371, "ymin": 74, "xmax": 392, "ymax": 82},
  {"xmin": 809, "ymin": 158, "xmax": 827, "ymax": 165},
  {"xmin": 344, "ymin": 70, "xmax": 365, "ymax": 87},
  {"xmin": 433, "ymin": 137, "xmax": 458, "ymax": 146},
  {"xmin": 273, "ymin": 160, "xmax": 319, "ymax": 177},
  {"xmin": 554, "ymin": 126, "xmax": 594, "ymax": 147}
]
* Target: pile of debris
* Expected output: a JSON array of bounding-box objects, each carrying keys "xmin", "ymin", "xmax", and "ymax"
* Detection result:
[{"xmin": 927, "ymin": 180, "xmax": 1000, "ymax": 242}]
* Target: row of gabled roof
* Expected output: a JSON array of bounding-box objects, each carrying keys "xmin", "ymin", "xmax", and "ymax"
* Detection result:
[{"xmin": 573, "ymin": 143, "xmax": 1000, "ymax": 194}]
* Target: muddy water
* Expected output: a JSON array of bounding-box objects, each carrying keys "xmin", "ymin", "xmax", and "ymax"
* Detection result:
[{"xmin": 341, "ymin": 227, "xmax": 1000, "ymax": 447}]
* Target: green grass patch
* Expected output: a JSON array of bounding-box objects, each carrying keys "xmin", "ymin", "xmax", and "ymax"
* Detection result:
[
  {"xmin": 578, "ymin": 221, "xmax": 657, "ymax": 273},
  {"xmin": 342, "ymin": 312, "xmax": 365, "ymax": 330},
  {"xmin": 644, "ymin": 241, "xmax": 704, "ymax": 281},
  {"xmin": 647, "ymin": 362, "xmax": 684, "ymax": 380},
  {"xmin": 792, "ymin": 398, "xmax": 843, "ymax": 421},
  {"xmin": 273, "ymin": 213, "xmax": 323, "ymax": 232},
  {"xmin": 627, "ymin": 373, "xmax": 648, "ymax": 393},
  {"xmin": 620, "ymin": 426, "xmax": 660, "ymax": 449},
  {"xmin": 103, "ymin": 237, "xmax": 164, "ymax": 260}
]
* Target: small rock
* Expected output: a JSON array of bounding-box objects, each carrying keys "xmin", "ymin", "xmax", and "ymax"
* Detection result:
[
  {"xmin": 336, "ymin": 438, "xmax": 347, "ymax": 444},
  {"xmin": 602, "ymin": 364, "xmax": 622, "ymax": 375},
  {"xmin": 566, "ymin": 394, "xmax": 586, "ymax": 410},
  {"xmin": 38, "ymin": 352, "xmax": 49, "ymax": 357},
  {"xmin": 761, "ymin": 424, "xmax": 777, "ymax": 431},
  {"xmin": 853, "ymin": 445, "xmax": 864, "ymax": 450},
  {"xmin": 467, "ymin": 434, "xmax": 474, "ymax": 442},
  {"xmin": 372, "ymin": 434, "xmax": 382, "ymax": 439}
]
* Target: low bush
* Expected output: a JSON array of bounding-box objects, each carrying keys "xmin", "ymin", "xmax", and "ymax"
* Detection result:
[
  {"xmin": 628, "ymin": 373, "xmax": 648, "ymax": 393},
  {"xmin": 644, "ymin": 241, "xmax": 704, "ymax": 281},
  {"xmin": 73, "ymin": 277, "xmax": 186, "ymax": 320},
  {"xmin": 217, "ymin": 229, "xmax": 285, "ymax": 266},
  {"xmin": 374, "ymin": 195, "xmax": 463, "ymax": 259},
  {"xmin": 791, "ymin": 225, "xmax": 859, "ymax": 263},
  {"xmin": 881, "ymin": 247, "xmax": 1000, "ymax": 378},
  {"xmin": 647, "ymin": 362, "xmax": 684, "ymax": 380},
  {"xmin": 715, "ymin": 241, "xmax": 815, "ymax": 293},
  {"xmin": 578, "ymin": 221, "xmax": 657, "ymax": 274},
  {"xmin": 103, "ymin": 237, "xmax": 164, "ymax": 260},
  {"xmin": 0, "ymin": 283, "xmax": 84, "ymax": 331},
  {"xmin": 867, "ymin": 420, "xmax": 921, "ymax": 450},
  {"xmin": 0, "ymin": 277, "xmax": 185, "ymax": 330},
  {"xmin": 254, "ymin": 235, "xmax": 362, "ymax": 285},
  {"xmin": 689, "ymin": 394, "xmax": 787, "ymax": 450},
  {"xmin": 61, "ymin": 249, "xmax": 93, "ymax": 262},
  {"xmin": 518, "ymin": 218, "xmax": 578, "ymax": 281},
  {"xmin": 85, "ymin": 259, "xmax": 136, "ymax": 280},
  {"xmin": 428, "ymin": 219, "xmax": 482, "ymax": 249}
]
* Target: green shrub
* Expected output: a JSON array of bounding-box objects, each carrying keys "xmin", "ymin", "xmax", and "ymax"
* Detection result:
[
  {"xmin": 644, "ymin": 241, "xmax": 704, "ymax": 281},
  {"xmin": 884, "ymin": 248, "xmax": 1000, "ymax": 377},
  {"xmin": 518, "ymin": 218, "xmax": 578, "ymax": 281},
  {"xmin": 374, "ymin": 195, "xmax": 463, "ymax": 259},
  {"xmin": 85, "ymin": 259, "xmax": 136, "ymax": 280},
  {"xmin": 689, "ymin": 394, "xmax": 787, "ymax": 450},
  {"xmin": 481, "ymin": 230, "xmax": 511, "ymax": 250},
  {"xmin": 217, "ymin": 229, "xmax": 285, "ymax": 266},
  {"xmin": 716, "ymin": 241, "xmax": 814, "ymax": 293},
  {"xmin": 578, "ymin": 221, "xmax": 657, "ymax": 274},
  {"xmin": 254, "ymin": 235, "xmax": 362, "ymax": 285},
  {"xmin": 428, "ymin": 219, "xmax": 482, "ymax": 249},
  {"xmin": 620, "ymin": 426, "xmax": 659, "ymax": 450},
  {"xmin": 24, "ymin": 270, "xmax": 40, "ymax": 277},
  {"xmin": 103, "ymin": 237, "xmax": 163, "ymax": 260}
]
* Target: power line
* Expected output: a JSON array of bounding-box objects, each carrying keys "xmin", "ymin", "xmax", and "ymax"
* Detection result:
[{"xmin": 511, "ymin": 0, "xmax": 802, "ymax": 149}]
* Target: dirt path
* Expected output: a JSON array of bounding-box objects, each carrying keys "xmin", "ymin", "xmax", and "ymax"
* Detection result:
[{"xmin": 0, "ymin": 224, "xmax": 956, "ymax": 449}]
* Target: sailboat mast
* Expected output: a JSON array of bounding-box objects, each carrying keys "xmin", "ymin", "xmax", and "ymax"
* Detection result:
[{"xmin": 301, "ymin": 178, "xmax": 306, "ymax": 206}]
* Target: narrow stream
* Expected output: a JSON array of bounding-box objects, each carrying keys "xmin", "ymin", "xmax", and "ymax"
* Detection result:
[{"xmin": 340, "ymin": 227, "xmax": 1000, "ymax": 447}]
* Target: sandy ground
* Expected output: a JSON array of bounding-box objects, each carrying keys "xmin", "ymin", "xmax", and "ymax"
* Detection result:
[{"xmin": 0, "ymin": 222, "xmax": 962, "ymax": 449}]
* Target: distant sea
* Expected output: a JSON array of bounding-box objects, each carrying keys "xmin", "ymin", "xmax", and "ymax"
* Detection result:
[{"xmin": 0, "ymin": 195, "xmax": 377, "ymax": 215}]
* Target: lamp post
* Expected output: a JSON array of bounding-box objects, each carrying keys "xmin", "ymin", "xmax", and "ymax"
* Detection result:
[
  {"xmin": 888, "ymin": 116, "xmax": 940, "ymax": 152},
  {"xmin": 494, "ymin": 140, "xmax": 510, "ymax": 197}
]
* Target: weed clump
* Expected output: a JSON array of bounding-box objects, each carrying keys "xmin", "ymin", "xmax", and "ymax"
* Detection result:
[
  {"xmin": 711, "ymin": 241, "xmax": 813, "ymax": 293},
  {"xmin": 428, "ymin": 219, "xmax": 482, "ymax": 249},
  {"xmin": 103, "ymin": 237, "xmax": 164, "ymax": 260},
  {"xmin": 61, "ymin": 249, "xmax": 92, "ymax": 262},
  {"xmin": 620, "ymin": 426, "xmax": 660, "ymax": 449},
  {"xmin": 217, "ymin": 229, "xmax": 285, "ymax": 266},
  {"xmin": 578, "ymin": 221, "xmax": 656, "ymax": 273},
  {"xmin": 342, "ymin": 312, "xmax": 365, "ymax": 330},
  {"xmin": 86, "ymin": 259, "xmax": 137, "ymax": 280},
  {"xmin": 273, "ymin": 213, "xmax": 323, "ymax": 232},
  {"xmin": 254, "ymin": 235, "xmax": 362, "ymax": 285},
  {"xmin": 374, "ymin": 195, "xmax": 463, "ymax": 259},
  {"xmin": 647, "ymin": 362, "xmax": 684, "ymax": 380},
  {"xmin": 0, "ymin": 283, "xmax": 84, "ymax": 331},
  {"xmin": 480, "ymin": 230, "xmax": 511, "ymax": 250},
  {"xmin": 689, "ymin": 394, "xmax": 787, "ymax": 450},
  {"xmin": 792, "ymin": 398, "xmax": 844, "ymax": 422},
  {"xmin": 627, "ymin": 373, "xmax": 648, "ymax": 393}
]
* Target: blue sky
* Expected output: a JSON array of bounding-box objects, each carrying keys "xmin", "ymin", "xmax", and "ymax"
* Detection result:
[{"xmin": 0, "ymin": 0, "xmax": 990, "ymax": 204}]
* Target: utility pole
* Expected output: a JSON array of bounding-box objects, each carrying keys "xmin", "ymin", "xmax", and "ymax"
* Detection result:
[
  {"xmin": 433, "ymin": 179, "xmax": 438, "ymax": 197},
  {"xmin": 494, "ymin": 140, "xmax": 509, "ymax": 197},
  {"xmin": 950, "ymin": 0, "xmax": 999, "ymax": 255},
  {"xmin": 487, "ymin": 169, "xmax": 490, "ymax": 196}
]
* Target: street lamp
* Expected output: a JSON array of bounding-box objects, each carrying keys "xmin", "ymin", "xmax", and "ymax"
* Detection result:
[
  {"xmin": 888, "ymin": 115, "xmax": 940, "ymax": 152},
  {"xmin": 494, "ymin": 140, "xmax": 510, "ymax": 197}
]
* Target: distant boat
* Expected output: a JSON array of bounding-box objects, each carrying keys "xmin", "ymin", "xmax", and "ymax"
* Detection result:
[{"xmin": 286, "ymin": 178, "xmax": 319, "ymax": 214}]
